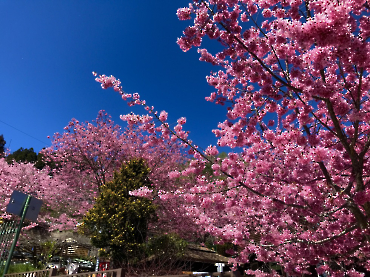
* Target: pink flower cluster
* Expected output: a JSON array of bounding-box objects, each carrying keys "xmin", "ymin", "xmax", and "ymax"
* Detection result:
[{"xmin": 93, "ymin": 0, "xmax": 370, "ymax": 274}]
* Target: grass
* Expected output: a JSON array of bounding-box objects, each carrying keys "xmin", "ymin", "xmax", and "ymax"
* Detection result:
[{"xmin": 0, "ymin": 262, "xmax": 38, "ymax": 275}]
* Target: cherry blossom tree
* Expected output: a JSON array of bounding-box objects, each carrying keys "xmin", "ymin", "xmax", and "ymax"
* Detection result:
[
  {"xmin": 42, "ymin": 110, "xmax": 129, "ymax": 193},
  {"xmin": 93, "ymin": 0, "xmax": 370, "ymax": 275},
  {"xmin": 43, "ymin": 110, "xmax": 198, "ymax": 236},
  {"xmin": 0, "ymin": 158, "xmax": 84, "ymax": 231}
]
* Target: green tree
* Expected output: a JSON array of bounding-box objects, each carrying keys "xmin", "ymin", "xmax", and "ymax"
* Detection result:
[
  {"xmin": 0, "ymin": 135, "xmax": 6, "ymax": 157},
  {"xmin": 81, "ymin": 158, "xmax": 156, "ymax": 269},
  {"xmin": 6, "ymin": 147, "xmax": 46, "ymax": 169},
  {"xmin": 6, "ymin": 147, "xmax": 37, "ymax": 163}
]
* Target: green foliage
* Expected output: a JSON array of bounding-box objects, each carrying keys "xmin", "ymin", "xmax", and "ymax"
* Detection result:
[
  {"xmin": 34, "ymin": 152, "xmax": 47, "ymax": 170},
  {"xmin": 0, "ymin": 263, "xmax": 37, "ymax": 275},
  {"xmin": 146, "ymin": 233, "xmax": 187, "ymax": 259},
  {"xmin": 39, "ymin": 241, "xmax": 59, "ymax": 265},
  {"xmin": 6, "ymin": 147, "xmax": 46, "ymax": 169},
  {"xmin": 0, "ymin": 135, "xmax": 5, "ymax": 157},
  {"xmin": 97, "ymin": 248, "xmax": 109, "ymax": 258},
  {"xmin": 81, "ymin": 158, "xmax": 156, "ymax": 268},
  {"xmin": 217, "ymin": 152, "xmax": 228, "ymax": 159},
  {"xmin": 6, "ymin": 147, "xmax": 37, "ymax": 163}
]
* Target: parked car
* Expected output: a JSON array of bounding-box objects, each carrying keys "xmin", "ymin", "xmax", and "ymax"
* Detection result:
[
  {"xmin": 46, "ymin": 256, "xmax": 67, "ymax": 269},
  {"xmin": 79, "ymin": 260, "xmax": 95, "ymax": 272}
]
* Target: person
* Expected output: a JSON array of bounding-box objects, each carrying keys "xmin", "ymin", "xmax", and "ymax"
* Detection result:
[{"xmin": 67, "ymin": 259, "xmax": 80, "ymax": 274}]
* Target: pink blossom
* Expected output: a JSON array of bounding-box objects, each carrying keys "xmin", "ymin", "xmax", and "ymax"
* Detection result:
[
  {"xmin": 262, "ymin": 9, "xmax": 272, "ymax": 18},
  {"xmin": 129, "ymin": 186, "xmax": 153, "ymax": 198},
  {"xmin": 159, "ymin": 110, "xmax": 168, "ymax": 121},
  {"xmin": 177, "ymin": 117, "xmax": 187, "ymax": 125},
  {"xmin": 311, "ymin": 147, "xmax": 329, "ymax": 162},
  {"xmin": 91, "ymin": 1, "xmax": 370, "ymax": 274},
  {"xmin": 177, "ymin": 7, "xmax": 192, "ymax": 21},
  {"xmin": 354, "ymin": 190, "xmax": 370, "ymax": 205},
  {"xmin": 168, "ymin": 170, "xmax": 181, "ymax": 179},
  {"xmin": 205, "ymin": 145, "xmax": 219, "ymax": 156}
]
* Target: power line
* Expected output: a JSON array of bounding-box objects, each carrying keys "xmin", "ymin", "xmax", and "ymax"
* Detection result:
[{"xmin": 0, "ymin": 119, "xmax": 49, "ymax": 146}]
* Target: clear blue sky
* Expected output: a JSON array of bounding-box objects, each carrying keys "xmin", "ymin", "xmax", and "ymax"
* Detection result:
[{"xmin": 0, "ymin": 1, "xmax": 227, "ymax": 154}]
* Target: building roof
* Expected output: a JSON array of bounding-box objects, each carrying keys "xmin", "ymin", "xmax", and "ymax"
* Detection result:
[{"xmin": 182, "ymin": 245, "xmax": 230, "ymax": 264}]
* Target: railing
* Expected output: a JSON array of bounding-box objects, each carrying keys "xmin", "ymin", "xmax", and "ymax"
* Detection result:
[
  {"xmin": 54, "ymin": 269, "xmax": 122, "ymax": 277},
  {"xmin": 4, "ymin": 269, "xmax": 237, "ymax": 277},
  {"xmin": 176, "ymin": 271, "xmax": 236, "ymax": 277},
  {"xmin": 124, "ymin": 272, "xmax": 236, "ymax": 277},
  {"xmin": 4, "ymin": 268, "xmax": 56, "ymax": 277}
]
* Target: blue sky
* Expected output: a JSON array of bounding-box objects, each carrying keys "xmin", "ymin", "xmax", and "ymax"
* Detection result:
[{"xmin": 0, "ymin": 1, "xmax": 228, "ymax": 154}]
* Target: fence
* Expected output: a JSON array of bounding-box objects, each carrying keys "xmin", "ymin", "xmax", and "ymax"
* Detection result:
[
  {"xmin": 4, "ymin": 268, "xmax": 56, "ymax": 277},
  {"xmin": 122, "ymin": 272, "xmax": 237, "ymax": 277},
  {"xmin": 54, "ymin": 269, "xmax": 122, "ymax": 277},
  {"xmin": 4, "ymin": 269, "xmax": 238, "ymax": 277}
]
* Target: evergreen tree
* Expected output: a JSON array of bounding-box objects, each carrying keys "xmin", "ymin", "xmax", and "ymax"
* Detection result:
[
  {"xmin": 6, "ymin": 147, "xmax": 37, "ymax": 163},
  {"xmin": 0, "ymin": 135, "xmax": 5, "ymax": 157},
  {"xmin": 81, "ymin": 158, "xmax": 156, "ymax": 268},
  {"xmin": 6, "ymin": 147, "xmax": 46, "ymax": 169}
]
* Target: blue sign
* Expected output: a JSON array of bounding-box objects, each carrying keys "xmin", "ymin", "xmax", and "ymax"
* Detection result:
[{"xmin": 6, "ymin": 191, "xmax": 43, "ymax": 222}]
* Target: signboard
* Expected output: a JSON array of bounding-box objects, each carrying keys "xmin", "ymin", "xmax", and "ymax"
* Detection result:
[
  {"xmin": 1, "ymin": 191, "xmax": 43, "ymax": 276},
  {"xmin": 6, "ymin": 191, "xmax": 43, "ymax": 222}
]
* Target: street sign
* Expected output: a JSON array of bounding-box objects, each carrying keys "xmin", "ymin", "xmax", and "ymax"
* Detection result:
[
  {"xmin": 6, "ymin": 191, "xmax": 43, "ymax": 222},
  {"xmin": 1, "ymin": 191, "xmax": 43, "ymax": 277},
  {"xmin": 5, "ymin": 191, "xmax": 27, "ymax": 217}
]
